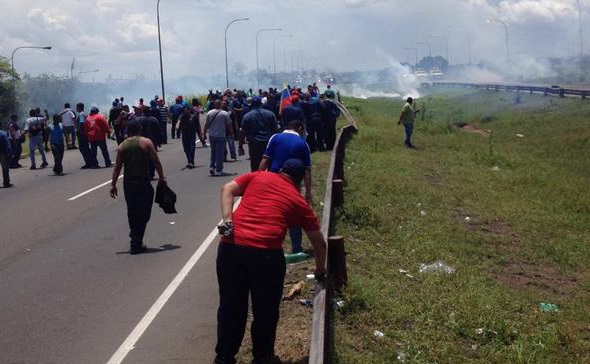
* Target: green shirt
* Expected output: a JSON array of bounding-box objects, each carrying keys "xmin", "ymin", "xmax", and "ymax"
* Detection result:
[{"xmin": 401, "ymin": 102, "xmax": 415, "ymax": 125}]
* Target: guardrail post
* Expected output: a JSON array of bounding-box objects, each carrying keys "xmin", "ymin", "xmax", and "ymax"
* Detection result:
[
  {"xmin": 328, "ymin": 236, "xmax": 348, "ymax": 291},
  {"xmin": 332, "ymin": 179, "xmax": 344, "ymax": 207},
  {"xmin": 559, "ymin": 88, "xmax": 565, "ymax": 97},
  {"xmin": 583, "ymin": 90, "xmax": 587, "ymax": 100}
]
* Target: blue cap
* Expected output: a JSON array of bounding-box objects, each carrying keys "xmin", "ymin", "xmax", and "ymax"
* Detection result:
[
  {"xmin": 280, "ymin": 158, "xmax": 306, "ymax": 184},
  {"xmin": 251, "ymin": 95, "xmax": 262, "ymax": 106}
]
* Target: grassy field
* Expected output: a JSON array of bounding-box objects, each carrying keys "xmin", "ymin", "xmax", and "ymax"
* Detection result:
[{"xmin": 333, "ymin": 90, "xmax": 590, "ymax": 363}]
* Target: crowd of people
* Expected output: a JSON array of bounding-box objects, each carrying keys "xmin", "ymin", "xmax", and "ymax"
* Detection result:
[{"xmin": 0, "ymin": 83, "xmax": 341, "ymax": 186}]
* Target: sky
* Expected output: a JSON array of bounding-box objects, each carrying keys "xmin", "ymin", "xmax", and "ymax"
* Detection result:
[{"xmin": 0, "ymin": 0, "xmax": 588, "ymax": 84}]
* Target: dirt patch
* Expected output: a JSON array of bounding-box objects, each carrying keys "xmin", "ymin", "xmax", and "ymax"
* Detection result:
[
  {"xmin": 236, "ymin": 257, "xmax": 317, "ymax": 364},
  {"xmin": 452, "ymin": 210, "xmax": 515, "ymax": 237},
  {"xmin": 492, "ymin": 261, "xmax": 578, "ymax": 298},
  {"xmin": 458, "ymin": 123, "xmax": 491, "ymax": 137}
]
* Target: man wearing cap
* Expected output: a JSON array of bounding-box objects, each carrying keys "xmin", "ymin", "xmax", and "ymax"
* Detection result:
[
  {"xmin": 85, "ymin": 106, "xmax": 112, "ymax": 168},
  {"xmin": 110, "ymin": 120, "xmax": 165, "ymax": 254},
  {"xmin": 240, "ymin": 95, "xmax": 279, "ymax": 172},
  {"xmin": 214, "ymin": 158, "xmax": 326, "ymax": 364}
]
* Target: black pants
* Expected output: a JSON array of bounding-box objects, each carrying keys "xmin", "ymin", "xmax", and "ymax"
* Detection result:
[
  {"xmin": 182, "ymin": 131, "xmax": 196, "ymax": 165},
  {"xmin": 10, "ymin": 139, "xmax": 22, "ymax": 167},
  {"xmin": 50, "ymin": 143, "xmax": 64, "ymax": 175},
  {"xmin": 215, "ymin": 244, "xmax": 286, "ymax": 363},
  {"xmin": 90, "ymin": 140, "xmax": 112, "ymax": 167},
  {"xmin": 171, "ymin": 117, "xmax": 180, "ymax": 139},
  {"xmin": 123, "ymin": 178, "xmax": 154, "ymax": 249},
  {"xmin": 324, "ymin": 118, "xmax": 337, "ymax": 151},
  {"xmin": 0, "ymin": 154, "xmax": 10, "ymax": 186},
  {"xmin": 78, "ymin": 131, "xmax": 92, "ymax": 167},
  {"xmin": 248, "ymin": 140, "xmax": 268, "ymax": 172},
  {"xmin": 306, "ymin": 117, "xmax": 325, "ymax": 153}
]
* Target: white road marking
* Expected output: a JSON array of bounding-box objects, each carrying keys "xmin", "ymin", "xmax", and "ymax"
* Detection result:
[
  {"xmin": 68, "ymin": 175, "xmax": 123, "ymax": 201},
  {"xmin": 106, "ymin": 199, "xmax": 241, "ymax": 364}
]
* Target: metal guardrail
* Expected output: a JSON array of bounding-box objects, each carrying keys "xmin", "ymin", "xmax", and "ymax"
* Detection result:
[
  {"xmin": 309, "ymin": 102, "xmax": 358, "ymax": 364},
  {"xmin": 431, "ymin": 81, "xmax": 590, "ymax": 99}
]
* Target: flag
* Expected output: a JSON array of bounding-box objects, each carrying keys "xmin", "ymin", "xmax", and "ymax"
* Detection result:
[{"xmin": 279, "ymin": 87, "xmax": 292, "ymax": 115}]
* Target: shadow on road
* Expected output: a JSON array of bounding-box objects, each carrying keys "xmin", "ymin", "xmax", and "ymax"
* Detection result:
[{"xmin": 115, "ymin": 243, "xmax": 181, "ymax": 255}]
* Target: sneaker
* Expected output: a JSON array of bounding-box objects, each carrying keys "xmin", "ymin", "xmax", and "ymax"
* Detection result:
[
  {"xmin": 40, "ymin": 162, "xmax": 48, "ymax": 168},
  {"xmin": 30, "ymin": 166, "xmax": 37, "ymax": 170},
  {"xmin": 80, "ymin": 165, "xmax": 90, "ymax": 169},
  {"xmin": 209, "ymin": 168, "xmax": 215, "ymax": 176},
  {"xmin": 130, "ymin": 245, "xmax": 148, "ymax": 255},
  {"xmin": 188, "ymin": 163, "xmax": 195, "ymax": 169},
  {"xmin": 215, "ymin": 171, "xmax": 232, "ymax": 177},
  {"xmin": 3, "ymin": 183, "xmax": 13, "ymax": 188},
  {"xmin": 105, "ymin": 164, "xmax": 113, "ymax": 168}
]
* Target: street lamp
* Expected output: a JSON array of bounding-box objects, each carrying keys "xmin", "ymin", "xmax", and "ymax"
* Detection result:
[
  {"xmin": 256, "ymin": 28, "xmax": 282, "ymax": 90},
  {"xmin": 404, "ymin": 47, "xmax": 418, "ymax": 67},
  {"xmin": 430, "ymin": 35, "xmax": 449, "ymax": 64},
  {"xmin": 273, "ymin": 35, "xmax": 293, "ymax": 82},
  {"xmin": 10, "ymin": 45, "xmax": 52, "ymax": 101},
  {"xmin": 576, "ymin": 0, "xmax": 583, "ymax": 57},
  {"xmin": 157, "ymin": 0, "xmax": 165, "ymax": 102},
  {"xmin": 224, "ymin": 17, "xmax": 249, "ymax": 89},
  {"xmin": 487, "ymin": 18, "xmax": 509, "ymax": 63},
  {"xmin": 416, "ymin": 42, "xmax": 432, "ymax": 58}
]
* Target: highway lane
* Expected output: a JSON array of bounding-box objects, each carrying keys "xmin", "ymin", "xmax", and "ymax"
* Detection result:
[{"xmin": 0, "ymin": 137, "xmax": 250, "ymax": 363}]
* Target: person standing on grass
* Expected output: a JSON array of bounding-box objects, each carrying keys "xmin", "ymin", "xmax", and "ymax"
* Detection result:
[
  {"xmin": 23, "ymin": 109, "xmax": 49, "ymax": 170},
  {"xmin": 258, "ymin": 119, "xmax": 313, "ymax": 254},
  {"xmin": 59, "ymin": 103, "xmax": 77, "ymax": 149},
  {"xmin": 0, "ymin": 120, "xmax": 13, "ymax": 188},
  {"xmin": 398, "ymin": 96, "xmax": 420, "ymax": 149},
  {"xmin": 86, "ymin": 106, "xmax": 112, "ymax": 168},
  {"xmin": 110, "ymin": 120, "xmax": 166, "ymax": 255},
  {"xmin": 204, "ymin": 99, "xmax": 233, "ymax": 177},
  {"xmin": 48, "ymin": 114, "xmax": 65, "ymax": 175},
  {"xmin": 7, "ymin": 114, "xmax": 23, "ymax": 168},
  {"xmin": 214, "ymin": 158, "xmax": 326, "ymax": 364},
  {"xmin": 240, "ymin": 96, "xmax": 279, "ymax": 172}
]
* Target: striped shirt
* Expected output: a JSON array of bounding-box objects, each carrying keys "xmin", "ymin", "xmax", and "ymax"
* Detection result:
[{"xmin": 157, "ymin": 105, "xmax": 168, "ymax": 124}]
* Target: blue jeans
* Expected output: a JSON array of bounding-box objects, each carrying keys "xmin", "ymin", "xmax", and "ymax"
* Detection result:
[
  {"xmin": 404, "ymin": 123, "xmax": 414, "ymax": 146},
  {"xmin": 289, "ymin": 227, "xmax": 303, "ymax": 253},
  {"xmin": 63, "ymin": 126, "xmax": 76, "ymax": 147},
  {"xmin": 29, "ymin": 135, "xmax": 47, "ymax": 167},
  {"xmin": 226, "ymin": 136, "xmax": 236, "ymax": 160},
  {"xmin": 209, "ymin": 136, "xmax": 226, "ymax": 173}
]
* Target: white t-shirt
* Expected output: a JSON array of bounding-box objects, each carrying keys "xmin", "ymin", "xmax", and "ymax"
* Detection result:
[
  {"xmin": 24, "ymin": 117, "xmax": 47, "ymax": 136},
  {"xmin": 60, "ymin": 109, "xmax": 76, "ymax": 127}
]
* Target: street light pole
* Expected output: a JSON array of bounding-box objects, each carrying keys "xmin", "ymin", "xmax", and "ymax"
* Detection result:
[
  {"xmin": 256, "ymin": 28, "xmax": 282, "ymax": 90},
  {"xmin": 224, "ymin": 17, "xmax": 249, "ymax": 89},
  {"xmin": 273, "ymin": 35, "xmax": 293, "ymax": 83},
  {"xmin": 487, "ymin": 18, "xmax": 509, "ymax": 63},
  {"xmin": 404, "ymin": 47, "xmax": 418, "ymax": 67},
  {"xmin": 576, "ymin": 0, "xmax": 583, "ymax": 57},
  {"xmin": 157, "ymin": 0, "xmax": 165, "ymax": 102},
  {"xmin": 10, "ymin": 45, "xmax": 52, "ymax": 102}
]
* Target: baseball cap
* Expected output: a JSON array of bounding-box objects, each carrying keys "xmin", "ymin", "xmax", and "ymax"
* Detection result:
[
  {"xmin": 280, "ymin": 158, "xmax": 306, "ymax": 185},
  {"xmin": 251, "ymin": 96, "xmax": 262, "ymax": 106}
]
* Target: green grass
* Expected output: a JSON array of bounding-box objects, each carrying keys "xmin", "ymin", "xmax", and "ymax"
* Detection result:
[{"xmin": 333, "ymin": 91, "xmax": 590, "ymax": 363}]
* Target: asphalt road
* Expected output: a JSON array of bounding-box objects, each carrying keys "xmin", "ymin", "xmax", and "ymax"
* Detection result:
[{"xmin": 0, "ymin": 136, "xmax": 250, "ymax": 364}]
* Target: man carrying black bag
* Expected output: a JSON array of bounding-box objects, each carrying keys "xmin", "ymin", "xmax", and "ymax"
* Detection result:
[{"xmin": 109, "ymin": 120, "xmax": 166, "ymax": 254}]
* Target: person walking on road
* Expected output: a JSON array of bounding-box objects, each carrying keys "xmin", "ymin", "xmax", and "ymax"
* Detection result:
[
  {"xmin": 86, "ymin": 106, "xmax": 112, "ymax": 168},
  {"xmin": 75, "ymin": 103, "xmax": 92, "ymax": 169},
  {"xmin": 23, "ymin": 109, "xmax": 49, "ymax": 170},
  {"xmin": 109, "ymin": 120, "xmax": 166, "ymax": 255},
  {"xmin": 48, "ymin": 114, "xmax": 66, "ymax": 175},
  {"xmin": 259, "ymin": 119, "xmax": 313, "ymax": 253},
  {"xmin": 214, "ymin": 158, "xmax": 327, "ymax": 364},
  {"xmin": 398, "ymin": 96, "xmax": 420, "ymax": 148},
  {"xmin": 239, "ymin": 96, "xmax": 279, "ymax": 172},
  {"xmin": 204, "ymin": 99, "xmax": 233, "ymax": 176},
  {"xmin": 7, "ymin": 114, "xmax": 23, "ymax": 168},
  {"xmin": 178, "ymin": 105, "xmax": 197, "ymax": 169},
  {"xmin": 59, "ymin": 103, "xmax": 77, "ymax": 149},
  {"xmin": 0, "ymin": 120, "xmax": 13, "ymax": 187}
]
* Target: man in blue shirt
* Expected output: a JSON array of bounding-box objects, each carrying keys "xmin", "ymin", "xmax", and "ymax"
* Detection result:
[
  {"xmin": 259, "ymin": 119, "xmax": 312, "ymax": 253},
  {"xmin": 48, "ymin": 114, "xmax": 65, "ymax": 175},
  {"xmin": 281, "ymin": 95, "xmax": 306, "ymax": 131},
  {"xmin": 169, "ymin": 97, "xmax": 184, "ymax": 139},
  {"xmin": 240, "ymin": 96, "xmax": 279, "ymax": 172},
  {"xmin": 0, "ymin": 120, "xmax": 13, "ymax": 187}
]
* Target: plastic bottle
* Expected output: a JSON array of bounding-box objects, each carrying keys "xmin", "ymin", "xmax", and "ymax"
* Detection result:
[{"xmin": 284, "ymin": 252, "xmax": 309, "ymax": 264}]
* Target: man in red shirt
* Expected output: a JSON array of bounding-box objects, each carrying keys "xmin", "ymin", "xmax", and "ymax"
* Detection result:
[
  {"xmin": 214, "ymin": 158, "xmax": 327, "ymax": 364},
  {"xmin": 85, "ymin": 106, "xmax": 112, "ymax": 168}
]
